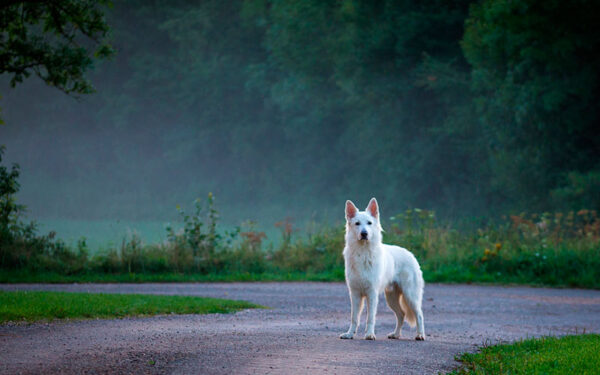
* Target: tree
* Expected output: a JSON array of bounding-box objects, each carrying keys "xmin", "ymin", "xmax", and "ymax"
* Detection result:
[
  {"xmin": 0, "ymin": 145, "xmax": 23, "ymax": 232},
  {"xmin": 462, "ymin": 0, "xmax": 600, "ymax": 210},
  {"xmin": 0, "ymin": 0, "xmax": 113, "ymax": 99}
]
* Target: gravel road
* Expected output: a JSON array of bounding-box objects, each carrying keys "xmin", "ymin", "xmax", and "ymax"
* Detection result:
[{"xmin": 1, "ymin": 282, "xmax": 599, "ymax": 374}]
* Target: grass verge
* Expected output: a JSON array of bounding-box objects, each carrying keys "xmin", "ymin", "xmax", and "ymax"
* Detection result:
[
  {"xmin": 450, "ymin": 334, "xmax": 600, "ymax": 374},
  {"xmin": 0, "ymin": 268, "xmax": 593, "ymax": 289},
  {"xmin": 0, "ymin": 270, "xmax": 343, "ymax": 283},
  {"xmin": 0, "ymin": 290, "xmax": 262, "ymax": 323}
]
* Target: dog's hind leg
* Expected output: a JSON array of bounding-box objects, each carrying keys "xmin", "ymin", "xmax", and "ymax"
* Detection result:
[
  {"xmin": 403, "ymin": 294, "xmax": 425, "ymax": 341},
  {"xmin": 414, "ymin": 306, "xmax": 425, "ymax": 340},
  {"xmin": 385, "ymin": 287, "xmax": 404, "ymax": 339},
  {"xmin": 340, "ymin": 291, "xmax": 364, "ymax": 339}
]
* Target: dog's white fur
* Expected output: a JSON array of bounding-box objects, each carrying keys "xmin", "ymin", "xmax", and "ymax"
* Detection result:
[{"xmin": 340, "ymin": 198, "xmax": 425, "ymax": 341}]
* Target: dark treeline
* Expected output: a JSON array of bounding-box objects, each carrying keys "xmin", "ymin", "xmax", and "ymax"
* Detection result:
[{"xmin": 1, "ymin": 0, "xmax": 599, "ymax": 223}]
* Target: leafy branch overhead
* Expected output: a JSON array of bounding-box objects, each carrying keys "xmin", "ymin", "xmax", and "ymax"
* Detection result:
[{"xmin": 0, "ymin": 0, "xmax": 114, "ymax": 95}]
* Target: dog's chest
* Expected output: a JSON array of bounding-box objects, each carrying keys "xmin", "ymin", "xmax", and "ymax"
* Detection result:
[{"xmin": 345, "ymin": 248, "xmax": 382, "ymax": 290}]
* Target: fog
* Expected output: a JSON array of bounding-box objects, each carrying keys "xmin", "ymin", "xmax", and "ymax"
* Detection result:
[{"xmin": 2, "ymin": 1, "xmax": 598, "ymax": 248}]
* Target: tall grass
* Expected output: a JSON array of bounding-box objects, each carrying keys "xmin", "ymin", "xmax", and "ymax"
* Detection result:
[
  {"xmin": 1, "ymin": 193, "xmax": 599, "ymax": 288},
  {"xmin": 386, "ymin": 209, "xmax": 600, "ymax": 287}
]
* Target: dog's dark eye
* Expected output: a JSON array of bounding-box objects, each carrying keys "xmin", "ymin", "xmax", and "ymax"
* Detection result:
[
  {"xmin": 368, "ymin": 221, "xmax": 372, "ymax": 225},
  {"xmin": 355, "ymin": 222, "xmax": 360, "ymax": 226}
]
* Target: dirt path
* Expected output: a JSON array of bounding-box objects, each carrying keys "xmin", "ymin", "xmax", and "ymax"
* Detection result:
[{"xmin": 1, "ymin": 283, "xmax": 599, "ymax": 374}]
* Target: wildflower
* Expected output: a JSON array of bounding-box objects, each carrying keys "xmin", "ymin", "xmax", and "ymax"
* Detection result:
[
  {"xmin": 495, "ymin": 243, "xmax": 502, "ymax": 251},
  {"xmin": 484, "ymin": 248, "xmax": 491, "ymax": 255}
]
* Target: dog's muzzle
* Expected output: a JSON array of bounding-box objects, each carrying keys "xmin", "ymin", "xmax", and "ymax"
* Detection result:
[{"xmin": 360, "ymin": 231, "xmax": 368, "ymax": 240}]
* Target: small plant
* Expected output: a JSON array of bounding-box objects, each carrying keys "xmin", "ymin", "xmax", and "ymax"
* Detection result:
[
  {"xmin": 120, "ymin": 233, "xmax": 144, "ymax": 273},
  {"xmin": 275, "ymin": 217, "xmax": 294, "ymax": 246},
  {"xmin": 480, "ymin": 243, "xmax": 501, "ymax": 263},
  {"xmin": 389, "ymin": 208, "xmax": 436, "ymax": 236},
  {"xmin": 165, "ymin": 193, "xmax": 222, "ymax": 272},
  {"xmin": 240, "ymin": 221, "xmax": 266, "ymax": 250},
  {"xmin": 0, "ymin": 145, "xmax": 25, "ymax": 251}
]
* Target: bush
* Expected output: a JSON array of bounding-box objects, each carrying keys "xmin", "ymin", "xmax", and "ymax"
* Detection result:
[{"xmin": 0, "ymin": 147, "xmax": 88, "ymax": 274}]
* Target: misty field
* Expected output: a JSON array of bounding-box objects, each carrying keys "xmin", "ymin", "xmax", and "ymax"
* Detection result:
[{"xmin": 2, "ymin": 194, "xmax": 599, "ymax": 288}]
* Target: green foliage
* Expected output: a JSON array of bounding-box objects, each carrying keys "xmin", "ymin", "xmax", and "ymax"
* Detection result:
[
  {"xmin": 0, "ymin": 0, "xmax": 114, "ymax": 95},
  {"xmin": 4, "ymin": 0, "xmax": 599, "ymax": 220},
  {"xmin": 0, "ymin": 145, "xmax": 23, "ymax": 238},
  {"xmin": 0, "ymin": 290, "xmax": 261, "ymax": 323},
  {"xmin": 551, "ymin": 171, "xmax": 600, "ymax": 211},
  {"xmin": 450, "ymin": 334, "xmax": 600, "ymax": 374},
  {"xmin": 166, "ymin": 193, "xmax": 220, "ymax": 270},
  {"xmin": 461, "ymin": 0, "xmax": 600, "ymax": 210}
]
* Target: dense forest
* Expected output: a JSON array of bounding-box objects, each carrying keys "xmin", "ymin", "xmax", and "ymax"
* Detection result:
[{"xmin": 2, "ymin": 0, "xmax": 599, "ymax": 224}]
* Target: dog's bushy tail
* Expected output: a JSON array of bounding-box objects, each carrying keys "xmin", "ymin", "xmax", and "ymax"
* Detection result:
[{"xmin": 400, "ymin": 294, "xmax": 417, "ymax": 328}]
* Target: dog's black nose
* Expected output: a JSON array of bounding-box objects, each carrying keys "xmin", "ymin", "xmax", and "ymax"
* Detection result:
[{"xmin": 360, "ymin": 231, "xmax": 368, "ymax": 239}]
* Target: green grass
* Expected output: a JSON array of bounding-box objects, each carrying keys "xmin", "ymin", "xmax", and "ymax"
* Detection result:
[
  {"xmin": 0, "ymin": 290, "xmax": 262, "ymax": 323},
  {"xmin": 0, "ymin": 270, "xmax": 343, "ymax": 283},
  {"xmin": 0, "ymin": 267, "xmax": 593, "ymax": 288},
  {"xmin": 0, "ymin": 267, "xmax": 596, "ymax": 288},
  {"xmin": 450, "ymin": 334, "xmax": 600, "ymax": 374}
]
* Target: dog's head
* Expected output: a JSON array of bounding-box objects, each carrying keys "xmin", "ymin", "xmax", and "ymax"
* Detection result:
[{"xmin": 345, "ymin": 198, "xmax": 382, "ymax": 243}]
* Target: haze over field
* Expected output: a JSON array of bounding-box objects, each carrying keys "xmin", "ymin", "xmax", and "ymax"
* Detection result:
[{"xmin": 1, "ymin": 1, "xmax": 599, "ymax": 247}]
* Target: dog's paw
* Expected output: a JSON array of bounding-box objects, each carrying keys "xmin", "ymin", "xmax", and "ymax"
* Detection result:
[
  {"xmin": 415, "ymin": 335, "xmax": 425, "ymax": 341},
  {"xmin": 339, "ymin": 332, "xmax": 354, "ymax": 339},
  {"xmin": 387, "ymin": 332, "xmax": 401, "ymax": 339},
  {"xmin": 365, "ymin": 333, "xmax": 376, "ymax": 340}
]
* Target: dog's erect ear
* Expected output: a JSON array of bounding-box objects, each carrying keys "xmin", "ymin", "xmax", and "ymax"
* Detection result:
[
  {"xmin": 345, "ymin": 200, "xmax": 358, "ymax": 221},
  {"xmin": 366, "ymin": 197, "xmax": 379, "ymax": 219}
]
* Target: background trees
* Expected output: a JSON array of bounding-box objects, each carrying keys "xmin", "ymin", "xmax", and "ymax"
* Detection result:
[
  {"xmin": 461, "ymin": 0, "xmax": 600, "ymax": 211},
  {"xmin": 0, "ymin": 0, "xmax": 113, "ymax": 97},
  {"xmin": 1, "ymin": 0, "xmax": 598, "ymax": 223}
]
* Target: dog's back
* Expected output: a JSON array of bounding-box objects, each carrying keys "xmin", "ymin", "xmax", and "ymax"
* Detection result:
[{"xmin": 381, "ymin": 244, "xmax": 424, "ymax": 326}]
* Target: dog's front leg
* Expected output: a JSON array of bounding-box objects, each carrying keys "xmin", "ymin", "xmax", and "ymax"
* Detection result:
[
  {"xmin": 365, "ymin": 290, "xmax": 378, "ymax": 340},
  {"xmin": 340, "ymin": 291, "xmax": 363, "ymax": 339}
]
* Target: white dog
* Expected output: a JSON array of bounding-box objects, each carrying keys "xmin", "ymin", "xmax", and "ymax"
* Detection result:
[{"xmin": 340, "ymin": 198, "xmax": 425, "ymax": 341}]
